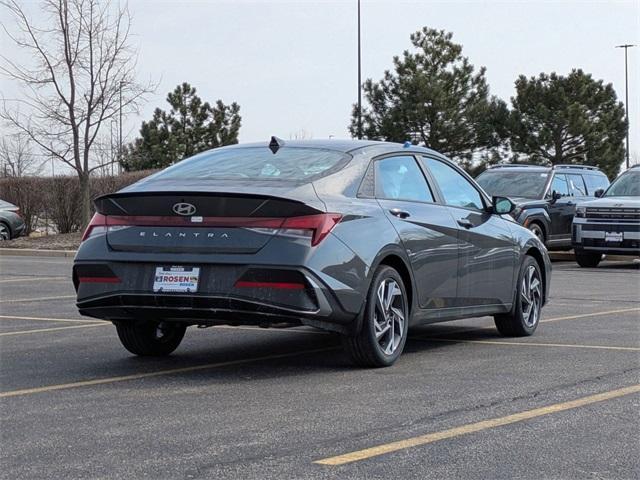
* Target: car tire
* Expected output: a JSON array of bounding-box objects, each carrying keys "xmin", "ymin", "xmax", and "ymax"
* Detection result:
[
  {"xmin": 528, "ymin": 223, "xmax": 545, "ymax": 244},
  {"xmin": 342, "ymin": 265, "xmax": 409, "ymax": 368},
  {"xmin": 116, "ymin": 321, "xmax": 186, "ymax": 356},
  {"xmin": 494, "ymin": 256, "xmax": 543, "ymax": 337},
  {"xmin": 574, "ymin": 249, "xmax": 602, "ymax": 268},
  {"xmin": 0, "ymin": 222, "xmax": 11, "ymax": 241}
]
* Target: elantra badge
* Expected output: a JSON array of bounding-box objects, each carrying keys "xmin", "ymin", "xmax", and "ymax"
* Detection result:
[{"xmin": 172, "ymin": 202, "xmax": 196, "ymax": 216}]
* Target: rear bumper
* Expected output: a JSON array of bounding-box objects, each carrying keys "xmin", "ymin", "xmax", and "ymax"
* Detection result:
[{"xmin": 75, "ymin": 263, "xmax": 360, "ymax": 333}]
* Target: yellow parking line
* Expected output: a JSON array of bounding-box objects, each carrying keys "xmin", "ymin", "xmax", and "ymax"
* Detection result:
[
  {"xmin": 314, "ymin": 384, "xmax": 640, "ymax": 466},
  {"xmin": 0, "ymin": 347, "xmax": 337, "ymax": 399},
  {"xmin": 0, "ymin": 295, "xmax": 76, "ymax": 304},
  {"xmin": 542, "ymin": 307, "xmax": 640, "ymax": 323},
  {"xmin": 0, "ymin": 277, "xmax": 67, "ymax": 284},
  {"xmin": 419, "ymin": 337, "xmax": 640, "ymax": 352},
  {"xmin": 0, "ymin": 323, "xmax": 110, "ymax": 337},
  {"xmin": 0, "ymin": 315, "xmax": 102, "ymax": 324}
]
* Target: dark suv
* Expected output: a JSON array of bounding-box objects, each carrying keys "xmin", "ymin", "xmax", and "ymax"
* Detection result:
[{"xmin": 476, "ymin": 164, "xmax": 610, "ymax": 249}]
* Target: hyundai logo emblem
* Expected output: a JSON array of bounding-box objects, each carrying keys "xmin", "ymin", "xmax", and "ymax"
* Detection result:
[{"xmin": 172, "ymin": 202, "xmax": 197, "ymax": 216}]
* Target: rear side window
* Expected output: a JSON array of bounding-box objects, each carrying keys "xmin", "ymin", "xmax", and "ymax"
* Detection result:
[
  {"xmin": 150, "ymin": 147, "xmax": 350, "ymax": 182},
  {"xmin": 550, "ymin": 174, "xmax": 570, "ymax": 196},
  {"xmin": 375, "ymin": 156, "xmax": 434, "ymax": 202},
  {"xmin": 583, "ymin": 174, "xmax": 610, "ymax": 195},
  {"xmin": 567, "ymin": 174, "xmax": 587, "ymax": 196}
]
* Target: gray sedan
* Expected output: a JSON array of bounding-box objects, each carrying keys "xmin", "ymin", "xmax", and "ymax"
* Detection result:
[
  {"xmin": 74, "ymin": 139, "xmax": 551, "ymax": 367},
  {"xmin": 0, "ymin": 199, "xmax": 26, "ymax": 240}
]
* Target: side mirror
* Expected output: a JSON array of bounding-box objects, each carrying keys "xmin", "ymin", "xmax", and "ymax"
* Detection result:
[
  {"xmin": 492, "ymin": 196, "xmax": 516, "ymax": 215},
  {"xmin": 594, "ymin": 188, "xmax": 604, "ymax": 198},
  {"xmin": 549, "ymin": 190, "xmax": 562, "ymax": 204}
]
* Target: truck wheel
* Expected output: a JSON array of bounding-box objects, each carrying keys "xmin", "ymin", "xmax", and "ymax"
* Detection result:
[
  {"xmin": 575, "ymin": 249, "xmax": 602, "ymax": 268},
  {"xmin": 528, "ymin": 223, "xmax": 545, "ymax": 244},
  {"xmin": 494, "ymin": 256, "xmax": 542, "ymax": 337},
  {"xmin": 116, "ymin": 321, "xmax": 186, "ymax": 356},
  {"xmin": 342, "ymin": 265, "xmax": 409, "ymax": 367}
]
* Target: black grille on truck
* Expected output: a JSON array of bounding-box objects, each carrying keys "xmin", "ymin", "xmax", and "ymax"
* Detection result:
[{"xmin": 585, "ymin": 207, "xmax": 640, "ymax": 221}]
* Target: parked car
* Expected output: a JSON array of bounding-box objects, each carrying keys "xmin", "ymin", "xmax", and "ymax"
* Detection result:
[
  {"xmin": 476, "ymin": 164, "xmax": 610, "ymax": 250},
  {"xmin": 572, "ymin": 165, "xmax": 640, "ymax": 267},
  {"xmin": 0, "ymin": 199, "xmax": 26, "ymax": 241},
  {"xmin": 73, "ymin": 139, "xmax": 551, "ymax": 367}
]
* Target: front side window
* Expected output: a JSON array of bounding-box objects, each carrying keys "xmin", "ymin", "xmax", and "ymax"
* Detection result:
[
  {"xmin": 375, "ymin": 156, "xmax": 433, "ymax": 202},
  {"xmin": 567, "ymin": 174, "xmax": 587, "ymax": 196},
  {"xmin": 423, "ymin": 158, "xmax": 484, "ymax": 210},
  {"xmin": 550, "ymin": 174, "xmax": 570, "ymax": 196}
]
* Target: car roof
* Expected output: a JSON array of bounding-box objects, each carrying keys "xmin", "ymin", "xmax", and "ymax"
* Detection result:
[{"xmin": 215, "ymin": 138, "xmax": 445, "ymax": 157}]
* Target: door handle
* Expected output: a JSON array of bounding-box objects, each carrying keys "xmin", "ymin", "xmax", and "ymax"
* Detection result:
[
  {"xmin": 457, "ymin": 218, "xmax": 473, "ymax": 229},
  {"xmin": 389, "ymin": 208, "xmax": 411, "ymax": 219}
]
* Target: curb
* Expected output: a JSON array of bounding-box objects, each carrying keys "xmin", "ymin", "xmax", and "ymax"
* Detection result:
[{"xmin": 0, "ymin": 248, "xmax": 77, "ymax": 258}]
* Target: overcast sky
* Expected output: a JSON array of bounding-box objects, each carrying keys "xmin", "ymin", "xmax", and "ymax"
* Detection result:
[{"xmin": 2, "ymin": 0, "xmax": 640, "ymax": 162}]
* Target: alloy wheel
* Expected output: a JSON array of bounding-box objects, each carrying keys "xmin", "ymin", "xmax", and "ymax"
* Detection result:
[
  {"xmin": 521, "ymin": 265, "xmax": 542, "ymax": 327},
  {"xmin": 373, "ymin": 278, "xmax": 406, "ymax": 355},
  {"xmin": 0, "ymin": 224, "xmax": 9, "ymax": 241}
]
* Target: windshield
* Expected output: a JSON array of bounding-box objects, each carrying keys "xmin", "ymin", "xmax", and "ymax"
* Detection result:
[
  {"xmin": 150, "ymin": 147, "xmax": 349, "ymax": 182},
  {"xmin": 604, "ymin": 171, "xmax": 640, "ymax": 197},
  {"xmin": 476, "ymin": 170, "xmax": 549, "ymax": 199}
]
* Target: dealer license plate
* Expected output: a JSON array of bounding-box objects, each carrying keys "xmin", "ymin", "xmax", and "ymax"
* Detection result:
[
  {"xmin": 604, "ymin": 232, "xmax": 623, "ymax": 243},
  {"xmin": 153, "ymin": 266, "xmax": 200, "ymax": 293}
]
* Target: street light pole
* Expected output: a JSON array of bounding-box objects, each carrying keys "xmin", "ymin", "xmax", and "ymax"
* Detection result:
[
  {"xmin": 615, "ymin": 44, "xmax": 636, "ymax": 169},
  {"xmin": 357, "ymin": 0, "xmax": 362, "ymax": 140},
  {"xmin": 119, "ymin": 80, "xmax": 124, "ymax": 174}
]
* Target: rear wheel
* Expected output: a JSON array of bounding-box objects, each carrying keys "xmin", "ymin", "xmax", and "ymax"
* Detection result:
[
  {"xmin": 342, "ymin": 265, "xmax": 409, "ymax": 367},
  {"xmin": 116, "ymin": 321, "xmax": 186, "ymax": 356},
  {"xmin": 575, "ymin": 249, "xmax": 602, "ymax": 268},
  {"xmin": 494, "ymin": 256, "xmax": 542, "ymax": 337}
]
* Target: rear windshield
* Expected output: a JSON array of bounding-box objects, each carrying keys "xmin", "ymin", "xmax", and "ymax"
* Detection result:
[
  {"xmin": 150, "ymin": 147, "xmax": 350, "ymax": 182},
  {"xmin": 604, "ymin": 171, "xmax": 640, "ymax": 197},
  {"xmin": 476, "ymin": 170, "xmax": 549, "ymax": 199}
]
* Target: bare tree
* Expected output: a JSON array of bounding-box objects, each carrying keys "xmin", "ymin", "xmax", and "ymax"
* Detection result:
[
  {"xmin": 289, "ymin": 129, "xmax": 313, "ymax": 140},
  {"xmin": 1, "ymin": 0, "xmax": 154, "ymax": 225},
  {"xmin": 0, "ymin": 133, "xmax": 45, "ymax": 177}
]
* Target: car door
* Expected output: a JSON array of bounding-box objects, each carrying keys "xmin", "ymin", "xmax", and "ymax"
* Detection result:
[
  {"xmin": 547, "ymin": 173, "xmax": 574, "ymax": 243},
  {"xmin": 373, "ymin": 155, "xmax": 460, "ymax": 310},
  {"xmin": 421, "ymin": 156, "xmax": 517, "ymax": 308}
]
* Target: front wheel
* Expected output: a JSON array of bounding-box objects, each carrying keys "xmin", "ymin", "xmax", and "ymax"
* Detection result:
[
  {"xmin": 575, "ymin": 249, "xmax": 602, "ymax": 268},
  {"xmin": 342, "ymin": 265, "xmax": 409, "ymax": 367},
  {"xmin": 116, "ymin": 321, "xmax": 186, "ymax": 356},
  {"xmin": 494, "ymin": 256, "xmax": 543, "ymax": 337},
  {"xmin": 528, "ymin": 223, "xmax": 545, "ymax": 244},
  {"xmin": 0, "ymin": 222, "xmax": 10, "ymax": 241}
]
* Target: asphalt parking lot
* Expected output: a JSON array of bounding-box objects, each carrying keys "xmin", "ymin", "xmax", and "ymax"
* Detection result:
[{"xmin": 0, "ymin": 255, "xmax": 638, "ymax": 479}]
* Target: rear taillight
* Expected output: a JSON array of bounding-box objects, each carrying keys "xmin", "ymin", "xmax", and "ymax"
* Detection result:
[
  {"xmin": 81, "ymin": 213, "xmax": 107, "ymax": 242},
  {"xmin": 278, "ymin": 214, "xmax": 342, "ymax": 246},
  {"xmin": 81, "ymin": 213, "xmax": 342, "ymax": 246}
]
